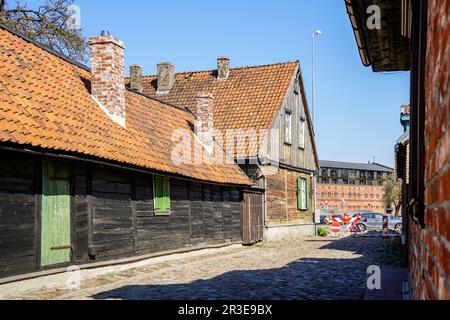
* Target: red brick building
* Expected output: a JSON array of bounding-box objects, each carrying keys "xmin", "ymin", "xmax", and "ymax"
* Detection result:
[
  {"xmin": 346, "ymin": 0, "xmax": 450, "ymax": 299},
  {"xmin": 317, "ymin": 160, "xmax": 393, "ymax": 212}
]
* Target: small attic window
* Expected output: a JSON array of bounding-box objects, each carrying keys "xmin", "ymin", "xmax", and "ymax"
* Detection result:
[{"xmin": 294, "ymin": 79, "xmax": 300, "ymax": 94}]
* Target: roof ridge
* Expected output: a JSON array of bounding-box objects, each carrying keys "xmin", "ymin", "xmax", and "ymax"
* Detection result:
[
  {"xmin": 0, "ymin": 23, "xmax": 91, "ymax": 72},
  {"xmin": 134, "ymin": 60, "xmax": 299, "ymax": 78},
  {"xmin": 0, "ymin": 24, "xmax": 195, "ymax": 116}
]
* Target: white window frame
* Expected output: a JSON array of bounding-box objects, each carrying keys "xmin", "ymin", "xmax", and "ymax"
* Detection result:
[
  {"xmin": 299, "ymin": 116, "xmax": 306, "ymax": 149},
  {"xmin": 300, "ymin": 178, "xmax": 307, "ymax": 210},
  {"xmin": 284, "ymin": 110, "xmax": 292, "ymax": 144}
]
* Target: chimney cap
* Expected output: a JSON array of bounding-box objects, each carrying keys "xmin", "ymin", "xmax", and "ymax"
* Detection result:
[
  {"xmin": 157, "ymin": 61, "xmax": 175, "ymax": 67},
  {"xmin": 197, "ymin": 92, "xmax": 214, "ymax": 99},
  {"xmin": 217, "ymin": 56, "xmax": 230, "ymax": 61}
]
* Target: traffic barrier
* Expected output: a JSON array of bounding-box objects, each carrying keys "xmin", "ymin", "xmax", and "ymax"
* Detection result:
[
  {"xmin": 324, "ymin": 213, "xmax": 363, "ymax": 233},
  {"xmin": 346, "ymin": 213, "xmax": 362, "ymax": 231}
]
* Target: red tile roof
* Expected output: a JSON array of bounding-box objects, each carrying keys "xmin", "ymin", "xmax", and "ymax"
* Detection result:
[
  {"xmin": 126, "ymin": 61, "xmax": 299, "ymax": 158},
  {"xmin": 0, "ymin": 26, "xmax": 250, "ymax": 186}
]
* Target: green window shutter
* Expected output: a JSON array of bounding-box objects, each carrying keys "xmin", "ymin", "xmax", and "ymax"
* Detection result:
[
  {"xmin": 154, "ymin": 177, "xmax": 170, "ymax": 213},
  {"xmin": 163, "ymin": 178, "xmax": 170, "ymax": 211},
  {"xmin": 297, "ymin": 177, "xmax": 302, "ymax": 210},
  {"xmin": 306, "ymin": 179, "xmax": 310, "ymax": 209}
]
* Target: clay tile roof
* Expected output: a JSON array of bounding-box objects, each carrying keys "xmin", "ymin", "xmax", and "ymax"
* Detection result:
[
  {"xmin": 0, "ymin": 26, "xmax": 250, "ymax": 186},
  {"xmin": 126, "ymin": 61, "xmax": 299, "ymax": 158}
]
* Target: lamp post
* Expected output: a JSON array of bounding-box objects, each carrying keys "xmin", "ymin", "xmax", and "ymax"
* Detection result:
[
  {"xmin": 312, "ymin": 29, "xmax": 322, "ymax": 128},
  {"xmin": 312, "ymin": 30, "xmax": 322, "ymax": 229}
]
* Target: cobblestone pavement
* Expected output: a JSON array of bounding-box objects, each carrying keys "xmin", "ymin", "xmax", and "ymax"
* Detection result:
[{"xmin": 6, "ymin": 235, "xmax": 388, "ymax": 300}]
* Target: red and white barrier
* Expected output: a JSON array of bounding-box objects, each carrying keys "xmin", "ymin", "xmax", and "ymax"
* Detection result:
[
  {"xmin": 347, "ymin": 215, "xmax": 361, "ymax": 232},
  {"xmin": 324, "ymin": 213, "xmax": 362, "ymax": 233},
  {"xmin": 324, "ymin": 216, "xmax": 344, "ymax": 224}
]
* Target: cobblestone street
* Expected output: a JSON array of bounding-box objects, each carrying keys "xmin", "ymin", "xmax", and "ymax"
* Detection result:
[{"xmin": 5, "ymin": 235, "xmax": 388, "ymax": 300}]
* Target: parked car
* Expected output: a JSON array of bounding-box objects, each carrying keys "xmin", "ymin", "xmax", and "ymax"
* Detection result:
[{"xmin": 353, "ymin": 212, "xmax": 402, "ymax": 233}]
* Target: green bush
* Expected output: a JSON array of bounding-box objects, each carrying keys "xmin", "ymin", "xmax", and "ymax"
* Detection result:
[{"xmin": 317, "ymin": 227, "xmax": 329, "ymax": 237}]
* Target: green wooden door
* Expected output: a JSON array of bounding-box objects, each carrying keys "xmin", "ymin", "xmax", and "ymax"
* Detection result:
[{"xmin": 41, "ymin": 160, "xmax": 71, "ymax": 267}]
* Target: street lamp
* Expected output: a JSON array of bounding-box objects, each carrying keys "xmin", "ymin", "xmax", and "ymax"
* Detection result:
[
  {"xmin": 312, "ymin": 30, "xmax": 322, "ymax": 230},
  {"xmin": 312, "ymin": 29, "xmax": 322, "ymax": 129}
]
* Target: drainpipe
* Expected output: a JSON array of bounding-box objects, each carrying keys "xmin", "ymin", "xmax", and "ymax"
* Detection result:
[{"xmin": 263, "ymin": 174, "xmax": 270, "ymax": 229}]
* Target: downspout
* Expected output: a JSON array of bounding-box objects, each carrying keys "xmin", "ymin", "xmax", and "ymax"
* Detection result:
[
  {"xmin": 256, "ymin": 162, "xmax": 271, "ymax": 236},
  {"xmin": 263, "ymin": 173, "xmax": 270, "ymax": 229}
]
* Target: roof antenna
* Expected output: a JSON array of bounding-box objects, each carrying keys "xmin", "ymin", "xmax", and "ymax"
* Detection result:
[{"xmin": 373, "ymin": 156, "xmax": 375, "ymax": 164}]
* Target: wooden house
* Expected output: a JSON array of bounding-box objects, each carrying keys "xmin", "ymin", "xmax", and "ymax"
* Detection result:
[
  {"xmin": 126, "ymin": 58, "xmax": 320, "ymax": 242},
  {"xmin": 0, "ymin": 25, "xmax": 251, "ymax": 281}
]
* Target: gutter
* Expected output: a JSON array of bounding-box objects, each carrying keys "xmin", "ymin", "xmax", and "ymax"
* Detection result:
[{"xmin": 345, "ymin": 0, "xmax": 371, "ymax": 67}]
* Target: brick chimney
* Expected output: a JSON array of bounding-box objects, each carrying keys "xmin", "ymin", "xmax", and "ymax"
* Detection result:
[
  {"xmin": 89, "ymin": 30, "xmax": 126, "ymax": 127},
  {"xmin": 157, "ymin": 62, "xmax": 175, "ymax": 95},
  {"xmin": 192, "ymin": 92, "xmax": 214, "ymax": 151},
  {"xmin": 217, "ymin": 57, "xmax": 230, "ymax": 80},
  {"xmin": 129, "ymin": 65, "xmax": 143, "ymax": 93}
]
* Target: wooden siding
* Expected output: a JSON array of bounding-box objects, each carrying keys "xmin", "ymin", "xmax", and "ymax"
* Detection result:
[
  {"xmin": 0, "ymin": 153, "xmax": 37, "ymax": 277},
  {"xmin": 0, "ymin": 149, "xmax": 243, "ymax": 279},
  {"xmin": 261, "ymin": 71, "xmax": 317, "ymax": 172}
]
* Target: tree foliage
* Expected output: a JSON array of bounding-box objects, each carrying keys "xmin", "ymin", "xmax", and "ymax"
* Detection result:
[
  {"xmin": 383, "ymin": 173, "xmax": 402, "ymax": 215},
  {"xmin": 0, "ymin": 0, "xmax": 87, "ymax": 62}
]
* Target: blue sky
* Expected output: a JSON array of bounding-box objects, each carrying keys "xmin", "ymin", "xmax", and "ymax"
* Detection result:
[{"xmin": 72, "ymin": 0, "xmax": 409, "ymax": 167}]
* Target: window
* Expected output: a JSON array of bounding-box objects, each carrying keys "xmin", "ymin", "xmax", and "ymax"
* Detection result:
[
  {"xmin": 284, "ymin": 111, "xmax": 292, "ymax": 144},
  {"xmin": 297, "ymin": 177, "xmax": 309, "ymax": 210},
  {"xmin": 299, "ymin": 117, "xmax": 306, "ymax": 149},
  {"xmin": 154, "ymin": 176, "xmax": 170, "ymax": 214}
]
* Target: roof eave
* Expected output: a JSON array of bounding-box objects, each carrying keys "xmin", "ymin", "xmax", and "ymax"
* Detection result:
[
  {"xmin": 345, "ymin": 0, "xmax": 372, "ymax": 68},
  {"xmin": 344, "ymin": 0, "xmax": 412, "ymax": 72}
]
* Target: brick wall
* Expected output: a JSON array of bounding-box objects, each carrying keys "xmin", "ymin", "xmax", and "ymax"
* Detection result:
[
  {"xmin": 409, "ymin": 0, "xmax": 450, "ymax": 300},
  {"xmin": 317, "ymin": 184, "xmax": 386, "ymax": 212},
  {"xmin": 266, "ymin": 167, "xmax": 314, "ymax": 225}
]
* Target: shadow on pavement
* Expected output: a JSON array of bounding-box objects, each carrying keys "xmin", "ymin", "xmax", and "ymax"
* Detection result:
[{"xmin": 90, "ymin": 237, "xmax": 387, "ymax": 300}]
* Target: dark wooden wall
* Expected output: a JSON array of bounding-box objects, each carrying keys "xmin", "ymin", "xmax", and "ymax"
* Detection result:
[
  {"xmin": 0, "ymin": 150, "xmax": 243, "ymax": 279},
  {"xmin": 0, "ymin": 154, "xmax": 36, "ymax": 277}
]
